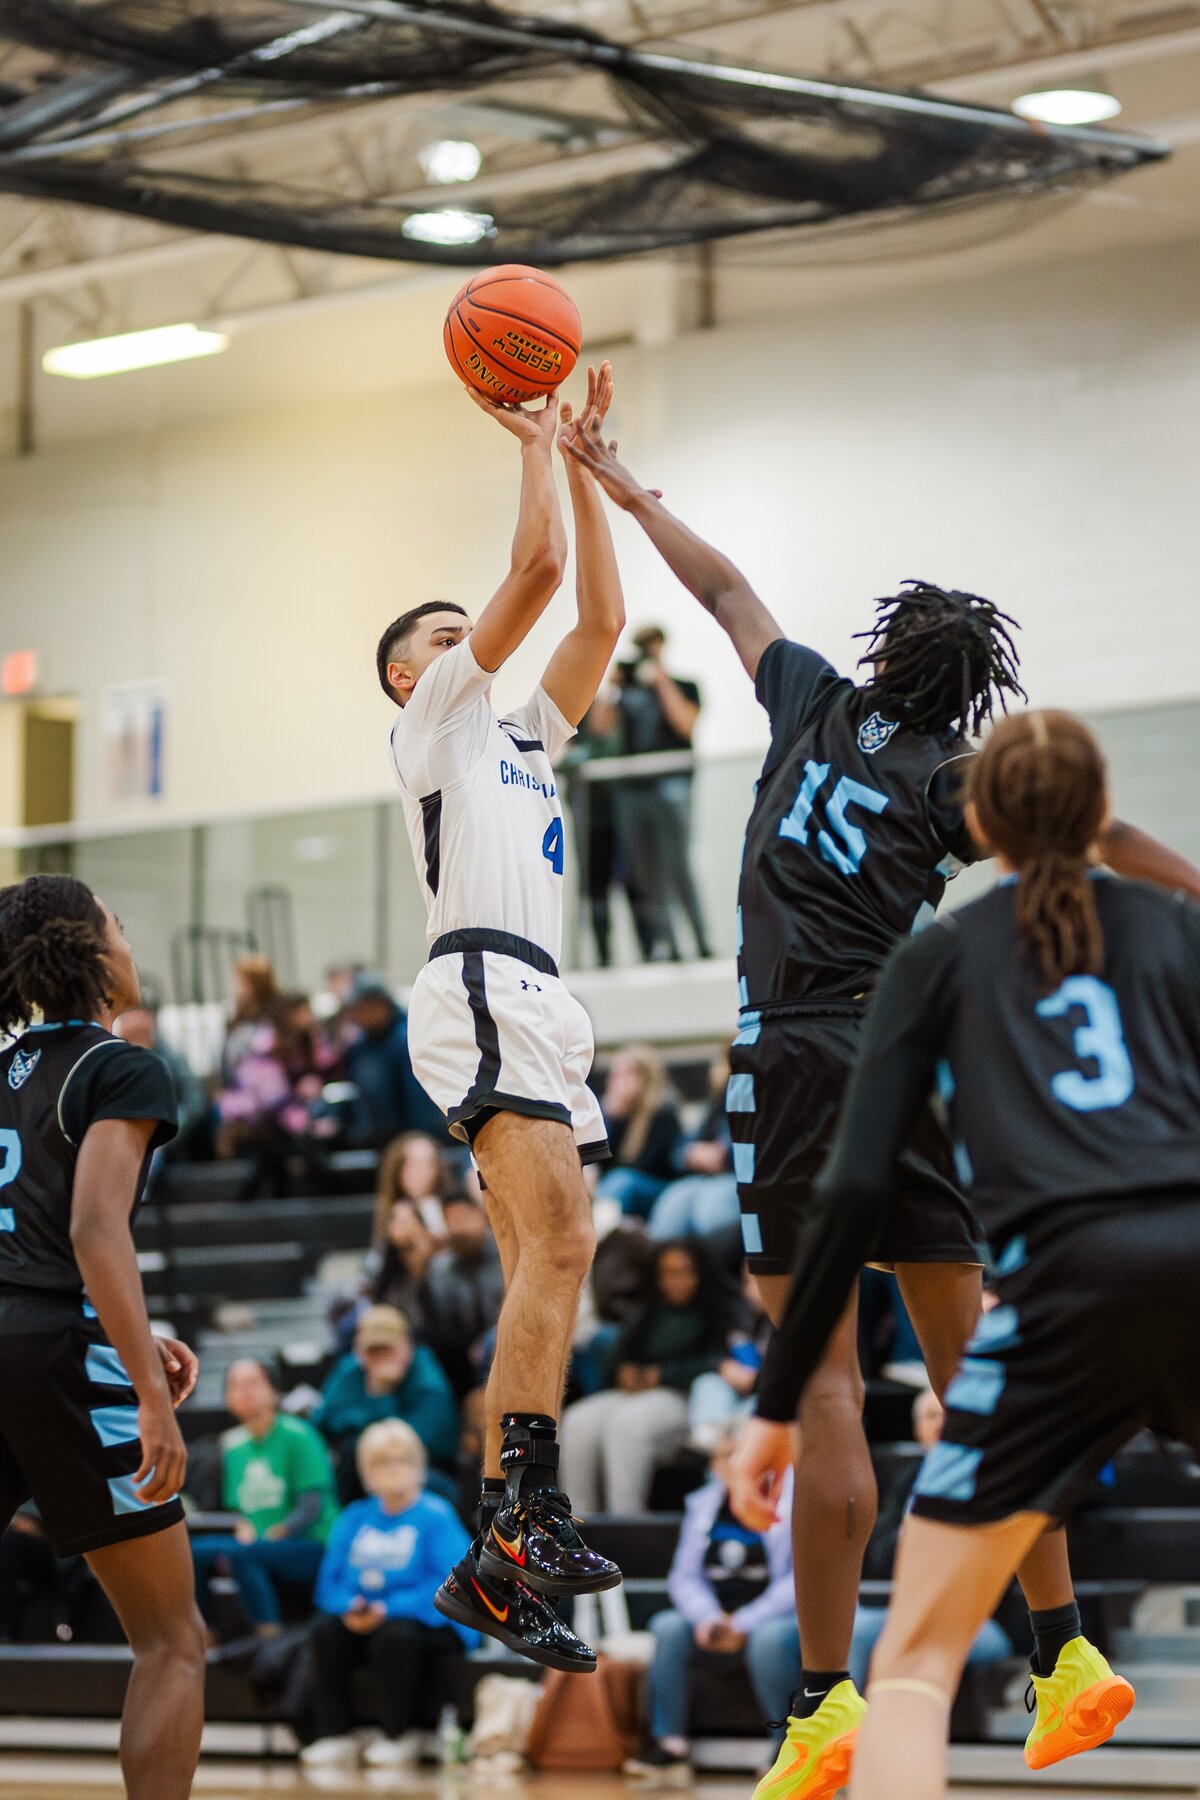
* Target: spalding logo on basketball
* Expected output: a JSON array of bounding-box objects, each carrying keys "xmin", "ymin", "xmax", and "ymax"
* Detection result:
[{"xmin": 445, "ymin": 265, "xmax": 582, "ymax": 405}]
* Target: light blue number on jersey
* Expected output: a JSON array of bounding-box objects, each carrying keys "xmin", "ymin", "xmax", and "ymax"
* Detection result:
[
  {"xmin": 542, "ymin": 818, "xmax": 565, "ymax": 877},
  {"xmin": 779, "ymin": 760, "xmax": 889, "ymax": 876},
  {"xmin": 0, "ymin": 1128, "xmax": 20, "ymax": 1233},
  {"xmin": 1036, "ymin": 975, "xmax": 1134, "ymax": 1112}
]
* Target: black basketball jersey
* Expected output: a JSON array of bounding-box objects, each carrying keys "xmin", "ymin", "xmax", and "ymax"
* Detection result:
[
  {"xmin": 757, "ymin": 875, "xmax": 1200, "ymax": 1422},
  {"xmin": 0, "ymin": 1022, "xmax": 177, "ymax": 1295},
  {"xmin": 738, "ymin": 639, "xmax": 977, "ymax": 1012},
  {"xmin": 906, "ymin": 877, "xmax": 1200, "ymax": 1237}
]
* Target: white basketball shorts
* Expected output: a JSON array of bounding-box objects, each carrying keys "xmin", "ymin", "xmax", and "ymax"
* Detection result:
[{"xmin": 407, "ymin": 929, "xmax": 609, "ymax": 1163}]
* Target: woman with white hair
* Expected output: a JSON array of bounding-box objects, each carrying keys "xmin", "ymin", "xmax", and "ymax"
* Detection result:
[{"xmin": 301, "ymin": 1420, "xmax": 477, "ymax": 1769}]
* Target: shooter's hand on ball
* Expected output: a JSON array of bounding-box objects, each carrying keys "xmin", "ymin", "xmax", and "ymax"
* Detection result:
[
  {"xmin": 727, "ymin": 1416, "xmax": 793, "ymax": 1535},
  {"xmin": 560, "ymin": 413, "xmax": 662, "ymax": 506},
  {"xmin": 465, "ymin": 386, "xmax": 558, "ymax": 450}
]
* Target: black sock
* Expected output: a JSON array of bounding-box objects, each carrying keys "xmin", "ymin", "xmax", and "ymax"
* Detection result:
[
  {"xmin": 1030, "ymin": 1602, "xmax": 1081, "ymax": 1676},
  {"xmin": 791, "ymin": 1670, "xmax": 851, "ymax": 1719},
  {"xmin": 500, "ymin": 1412, "xmax": 561, "ymax": 1497},
  {"xmin": 479, "ymin": 1479, "xmax": 506, "ymax": 1537}
]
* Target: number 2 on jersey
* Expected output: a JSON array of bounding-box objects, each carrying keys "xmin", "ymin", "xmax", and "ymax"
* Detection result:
[
  {"xmin": 1037, "ymin": 975, "xmax": 1134, "ymax": 1112},
  {"xmin": 0, "ymin": 1128, "xmax": 20, "ymax": 1232},
  {"xmin": 542, "ymin": 817, "xmax": 565, "ymax": 877},
  {"xmin": 779, "ymin": 760, "xmax": 889, "ymax": 876}
]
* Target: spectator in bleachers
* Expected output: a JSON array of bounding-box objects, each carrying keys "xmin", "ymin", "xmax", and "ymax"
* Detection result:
[
  {"xmin": 115, "ymin": 1005, "xmax": 212, "ymax": 1161},
  {"xmin": 193, "ymin": 1361, "xmax": 339, "ymax": 1637},
  {"xmin": 301, "ymin": 1421, "xmax": 477, "ymax": 1769},
  {"xmin": 223, "ymin": 954, "xmax": 282, "ymax": 1082},
  {"xmin": 213, "ymin": 993, "xmax": 340, "ymax": 1177},
  {"xmin": 646, "ymin": 1053, "xmax": 739, "ymax": 1242},
  {"xmin": 362, "ymin": 1134, "xmax": 503, "ymax": 1396},
  {"xmin": 315, "ymin": 1306, "xmax": 458, "ymax": 1493},
  {"xmin": 341, "ymin": 984, "xmax": 445, "ymax": 1148},
  {"xmin": 689, "ymin": 1269, "xmax": 770, "ymax": 1451},
  {"xmin": 623, "ymin": 1422, "xmax": 797, "ymax": 1784},
  {"xmin": 595, "ymin": 1048, "xmax": 683, "ymax": 1219},
  {"xmin": 561, "ymin": 1240, "xmax": 731, "ymax": 1512},
  {"xmin": 851, "ymin": 1388, "xmax": 1015, "ymax": 1689}
]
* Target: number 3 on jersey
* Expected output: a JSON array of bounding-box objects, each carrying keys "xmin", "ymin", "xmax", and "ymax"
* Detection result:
[
  {"xmin": 779, "ymin": 760, "xmax": 889, "ymax": 876},
  {"xmin": 1037, "ymin": 975, "xmax": 1134, "ymax": 1112},
  {"xmin": 542, "ymin": 817, "xmax": 565, "ymax": 877}
]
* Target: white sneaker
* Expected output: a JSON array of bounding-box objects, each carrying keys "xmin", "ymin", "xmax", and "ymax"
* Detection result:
[
  {"xmin": 300, "ymin": 1734, "xmax": 364, "ymax": 1767},
  {"xmin": 362, "ymin": 1731, "xmax": 424, "ymax": 1767}
]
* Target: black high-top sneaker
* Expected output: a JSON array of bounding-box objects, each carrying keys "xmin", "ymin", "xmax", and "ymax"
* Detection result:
[
  {"xmin": 478, "ymin": 1417, "xmax": 622, "ymax": 1597},
  {"xmin": 435, "ymin": 1536, "xmax": 598, "ymax": 1674}
]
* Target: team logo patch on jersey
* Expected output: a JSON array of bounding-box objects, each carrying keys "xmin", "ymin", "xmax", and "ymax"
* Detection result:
[
  {"xmin": 858, "ymin": 712, "xmax": 900, "ymax": 755},
  {"xmin": 7, "ymin": 1048, "xmax": 40, "ymax": 1091}
]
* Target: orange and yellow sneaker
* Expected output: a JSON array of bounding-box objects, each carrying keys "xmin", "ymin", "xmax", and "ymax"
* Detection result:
[
  {"xmin": 1024, "ymin": 1637, "xmax": 1135, "ymax": 1770},
  {"xmin": 752, "ymin": 1681, "xmax": 867, "ymax": 1800}
]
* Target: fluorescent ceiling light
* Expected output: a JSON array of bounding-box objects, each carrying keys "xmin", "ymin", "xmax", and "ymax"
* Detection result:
[
  {"xmin": 1013, "ymin": 88, "xmax": 1122, "ymax": 126},
  {"xmin": 418, "ymin": 139, "xmax": 483, "ymax": 184},
  {"xmin": 43, "ymin": 322, "xmax": 230, "ymax": 380},
  {"xmin": 401, "ymin": 209, "xmax": 493, "ymax": 247}
]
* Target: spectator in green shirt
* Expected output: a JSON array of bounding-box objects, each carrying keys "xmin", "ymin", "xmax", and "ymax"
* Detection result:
[
  {"xmin": 192, "ymin": 1361, "xmax": 338, "ymax": 1636},
  {"xmin": 314, "ymin": 1306, "xmax": 459, "ymax": 1497}
]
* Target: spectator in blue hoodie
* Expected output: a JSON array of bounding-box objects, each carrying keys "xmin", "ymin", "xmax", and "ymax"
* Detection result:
[
  {"xmin": 314, "ymin": 1306, "xmax": 459, "ymax": 1496},
  {"xmin": 301, "ymin": 1420, "xmax": 477, "ymax": 1770}
]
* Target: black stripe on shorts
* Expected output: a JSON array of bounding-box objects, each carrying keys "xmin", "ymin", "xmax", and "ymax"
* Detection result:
[{"xmin": 449, "ymin": 952, "xmax": 503, "ymax": 1129}]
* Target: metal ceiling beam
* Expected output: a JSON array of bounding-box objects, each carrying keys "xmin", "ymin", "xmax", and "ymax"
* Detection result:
[{"xmin": 0, "ymin": 68, "xmax": 134, "ymax": 149}]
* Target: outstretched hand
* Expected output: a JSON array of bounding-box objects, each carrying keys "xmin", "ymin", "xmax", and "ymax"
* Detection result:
[
  {"xmin": 465, "ymin": 385, "xmax": 559, "ymax": 449},
  {"xmin": 558, "ymin": 361, "xmax": 613, "ymax": 475},
  {"xmin": 558, "ymin": 410, "xmax": 662, "ymax": 508}
]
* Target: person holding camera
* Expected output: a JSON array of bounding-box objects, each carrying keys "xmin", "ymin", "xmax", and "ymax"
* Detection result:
[{"xmin": 613, "ymin": 626, "xmax": 713, "ymax": 962}]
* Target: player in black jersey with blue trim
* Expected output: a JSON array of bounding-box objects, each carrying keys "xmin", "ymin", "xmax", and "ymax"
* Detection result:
[
  {"xmin": 750, "ymin": 710, "xmax": 1200, "ymax": 1797},
  {"xmin": 0, "ymin": 876, "xmax": 205, "ymax": 1800},
  {"xmin": 564, "ymin": 416, "xmax": 1200, "ymax": 1794}
]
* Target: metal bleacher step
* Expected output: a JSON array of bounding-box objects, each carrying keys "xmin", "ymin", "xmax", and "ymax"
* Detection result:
[
  {"xmin": 1114, "ymin": 1628, "xmax": 1200, "ymax": 1665},
  {"xmin": 988, "ymin": 1702, "xmax": 1200, "ymax": 1747}
]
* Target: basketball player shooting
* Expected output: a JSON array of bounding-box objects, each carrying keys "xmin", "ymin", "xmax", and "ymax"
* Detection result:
[{"xmin": 375, "ymin": 363, "xmax": 625, "ymax": 1671}]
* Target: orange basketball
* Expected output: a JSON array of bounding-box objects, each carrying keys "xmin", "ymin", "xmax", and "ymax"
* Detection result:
[{"xmin": 445, "ymin": 265, "xmax": 582, "ymax": 405}]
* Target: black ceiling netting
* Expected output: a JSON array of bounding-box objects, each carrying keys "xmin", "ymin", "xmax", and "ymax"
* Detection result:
[{"xmin": 0, "ymin": 0, "xmax": 1169, "ymax": 266}]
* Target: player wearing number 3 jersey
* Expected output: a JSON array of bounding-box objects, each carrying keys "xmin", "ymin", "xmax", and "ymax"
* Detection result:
[
  {"xmin": 562, "ymin": 413, "xmax": 1200, "ymax": 1794},
  {"xmin": 378, "ymin": 366, "xmax": 626, "ymax": 1674}
]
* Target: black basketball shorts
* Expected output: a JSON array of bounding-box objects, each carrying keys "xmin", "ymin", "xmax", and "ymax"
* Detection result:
[
  {"xmin": 913, "ymin": 1195, "xmax": 1200, "ymax": 1528},
  {"xmin": 728, "ymin": 1008, "xmax": 983, "ymax": 1278},
  {"xmin": 0, "ymin": 1289, "xmax": 184, "ymax": 1557}
]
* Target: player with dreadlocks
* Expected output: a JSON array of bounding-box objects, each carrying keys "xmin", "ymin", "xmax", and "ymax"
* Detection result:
[
  {"xmin": 565, "ymin": 417, "xmax": 1200, "ymax": 1795},
  {"xmin": 0, "ymin": 876, "xmax": 205, "ymax": 1800}
]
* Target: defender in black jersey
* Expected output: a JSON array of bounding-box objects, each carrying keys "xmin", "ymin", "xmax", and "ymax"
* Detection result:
[
  {"xmin": 563, "ymin": 419, "xmax": 1200, "ymax": 1791},
  {"xmin": 754, "ymin": 712, "xmax": 1200, "ymax": 1796},
  {"xmin": 0, "ymin": 876, "xmax": 205, "ymax": 1800}
]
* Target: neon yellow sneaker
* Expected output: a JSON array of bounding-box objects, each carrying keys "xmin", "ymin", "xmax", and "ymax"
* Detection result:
[
  {"xmin": 752, "ymin": 1681, "xmax": 867, "ymax": 1800},
  {"xmin": 1024, "ymin": 1637, "xmax": 1135, "ymax": 1770}
]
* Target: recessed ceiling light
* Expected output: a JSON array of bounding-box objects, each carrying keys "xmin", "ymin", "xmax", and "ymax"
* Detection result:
[
  {"xmin": 42, "ymin": 322, "xmax": 230, "ymax": 379},
  {"xmin": 418, "ymin": 139, "xmax": 483, "ymax": 184},
  {"xmin": 1013, "ymin": 88, "xmax": 1122, "ymax": 126},
  {"xmin": 401, "ymin": 209, "xmax": 494, "ymax": 247}
]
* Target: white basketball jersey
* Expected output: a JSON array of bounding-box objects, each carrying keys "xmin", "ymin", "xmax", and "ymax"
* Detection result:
[{"xmin": 388, "ymin": 637, "xmax": 575, "ymax": 961}]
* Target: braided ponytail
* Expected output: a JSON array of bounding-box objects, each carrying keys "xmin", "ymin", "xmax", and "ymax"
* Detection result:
[
  {"xmin": 0, "ymin": 876, "xmax": 110, "ymax": 1034},
  {"xmin": 969, "ymin": 711, "xmax": 1107, "ymax": 993}
]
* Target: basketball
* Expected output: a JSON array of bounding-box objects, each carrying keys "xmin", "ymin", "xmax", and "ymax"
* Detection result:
[{"xmin": 444, "ymin": 265, "xmax": 582, "ymax": 406}]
